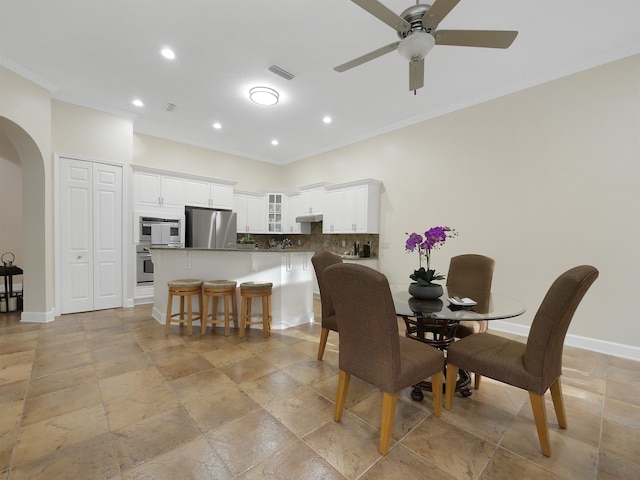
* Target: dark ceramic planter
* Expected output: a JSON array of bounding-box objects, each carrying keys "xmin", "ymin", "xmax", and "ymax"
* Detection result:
[{"xmin": 408, "ymin": 283, "xmax": 444, "ymax": 300}]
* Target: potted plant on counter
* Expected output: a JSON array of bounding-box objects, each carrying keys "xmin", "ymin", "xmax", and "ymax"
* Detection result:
[{"xmin": 237, "ymin": 233, "xmax": 257, "ymax": 250}]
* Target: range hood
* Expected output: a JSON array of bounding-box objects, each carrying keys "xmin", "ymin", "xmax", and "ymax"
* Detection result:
[{"xmin": 295, "ymin": 214, "xmax": 323, "ymax": 223}]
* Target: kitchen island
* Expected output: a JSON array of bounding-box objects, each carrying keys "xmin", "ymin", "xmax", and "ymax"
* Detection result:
[{"xmin": 150, "ymin": 248, "xmax": 315, "ymax": 331}]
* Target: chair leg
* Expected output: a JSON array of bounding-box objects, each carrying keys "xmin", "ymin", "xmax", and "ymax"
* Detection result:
[
  {"xmin": 186, "ymin": 294, "xmax": 193, "ymax": 336},
  {"xmin": 239, "ymin": 297, "xmax": 247, "ymax": 337},
  {"xmin": 379, "ymin": 392, "xmax": 398, "ymax": 455},
  {"xmin": 549, "ymin": 377, "xmax": 567, "ymax": 429},
  {"xmin": 431, "ymin": 371, "xmax": 443, "ymax": 417},
  {"xmin": 317, "ymin": 327, "xmax": 330, "ymax": 361},
  {"xmin": 223, "ymin": 295, "xmax": 231, "ymax": 336},
  {"xmin": 444, "ymin": 364, "xmax": 459, "ymax": 410},
  {"xmin": 334, "ymin": 370, "xmax": 351, "ymax": 422},
  {"xmin": 201, "ymin": 294, "xmax": 210, "ymax": 335},
  {"xmin": 165, "ymin": 292, "xmax": 174, "ymax": 335},
  {"xmin": 474, "ymin": 373, "xmax": 482, "ymax": 390},
  {"xmin": 529, "ymin": 391, "xmax": 551, "ymax": 457}
]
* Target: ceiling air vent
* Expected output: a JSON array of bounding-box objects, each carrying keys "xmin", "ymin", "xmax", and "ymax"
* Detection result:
[
  {"xmin": 163, "ymin": 103, "xmax": 177, "ymax": 112},
  {"xmin": 268, "ymin": 65, "xmax": 295, "ymax": 81}
]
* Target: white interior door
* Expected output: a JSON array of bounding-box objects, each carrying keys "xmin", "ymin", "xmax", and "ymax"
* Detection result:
[
  {"xmin": 93, "ymin": 163, "xmax": 122, "ymax": 310},
  {"xmin": 60, "ymin": 158, "xmax": 122, "ymax": 314}
]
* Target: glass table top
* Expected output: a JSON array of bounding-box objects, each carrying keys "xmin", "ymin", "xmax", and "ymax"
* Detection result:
[{"xmin": 392, "ymin": 286, "xmax": 526, "ymax": 321}]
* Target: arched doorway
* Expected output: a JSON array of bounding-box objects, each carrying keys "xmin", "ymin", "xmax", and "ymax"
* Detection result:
[{"xmin": 0, "ymin": 116, "xmax": 52, "ymax": 321}]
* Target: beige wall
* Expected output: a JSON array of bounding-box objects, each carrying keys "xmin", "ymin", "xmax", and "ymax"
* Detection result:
[
  {"xmin": 133, "ymin": 133, "xmax": 282, "ymax": 191},
  {"xmin": 0, "ymin": 66, "xmax": 51, "ymax": 316},
  {"xmin": 0, "ymin": 132, "xmax": 23, "ymax": 266},
  {"xmin": 283, "ymin": 54, "xmax": 640, "ymax": 348}
]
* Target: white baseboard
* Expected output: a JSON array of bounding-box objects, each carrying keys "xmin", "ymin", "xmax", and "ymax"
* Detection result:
[
  {"xmin": 491, "ymin": 320, "xmax": 640, "ymax": 362},
  {"xmin": 20, "ymin": 308, "xmax": 55, "ymax": 323}
]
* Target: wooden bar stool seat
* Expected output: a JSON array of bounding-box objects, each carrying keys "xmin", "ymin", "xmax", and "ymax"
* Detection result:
[
  {"xmin": 165, "ymin": 279, "xmax": 203, "ymax": 336},
  {"xmin": 239, "ymin": 281, "xmax": 273, "ymax": 338},
  {"xmin": 202, "ymin": 280, "xmax": 238, "ymax": 336}
]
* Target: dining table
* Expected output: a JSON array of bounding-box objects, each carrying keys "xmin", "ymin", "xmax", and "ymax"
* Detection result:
[{"xmin": 392, "ymin": 287, "xmax": 526, "ymax": 399}]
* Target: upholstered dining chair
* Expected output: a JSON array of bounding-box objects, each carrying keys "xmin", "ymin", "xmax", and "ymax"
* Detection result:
[
  {"xmin": 444, "ymin": 265, "xmax": 598, "ymax": 457},
  {"xmin": 446, "ymin": 253, "xmax": 495, "ymax": 389},
  {"xmin": 311, "ymin": 250, "xmax": 343, "ymax": 361},
  {"xmin": 325, "ymin": 263, "xmax": 445, "ymax": 455}
]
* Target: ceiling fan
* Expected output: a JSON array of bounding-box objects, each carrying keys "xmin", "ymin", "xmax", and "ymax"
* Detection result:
[{"xmin": 334, "ymin": 0, "xmax": 518, "ymax": 93}]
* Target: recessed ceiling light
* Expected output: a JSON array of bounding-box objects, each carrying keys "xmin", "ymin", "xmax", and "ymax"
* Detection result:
[
  {"xmin": 249, "ymin": 87, "xmax": 279, "ymax": 106},
  {"xmin": 271, "ymin": 139, "xmax": 279, "ymax": 146},
  {"xmin": 132, "ymin": 99, "xmax": 144, "ymax": 107},
  {"xmin": 322, "ymin": 116, "xmax": 332, "ymax": 124},
  {"xmin": 212, "ymin": 122, "xmax": 222, "ymax": 129},
  {"xmin": 160, "ymin": 47, "xmax": 175, "ymax": 60}
]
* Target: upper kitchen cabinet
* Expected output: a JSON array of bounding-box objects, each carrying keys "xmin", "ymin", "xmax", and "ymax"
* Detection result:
[
  {"xmin": 185, "ymin": 178, "xmax": 234, "ymax": 210},
  {"xmin": 284, "ymin": 193, "xmax": 310, "ymax": 234},
  {"xmin": 297, "ymin": 183, "xmax": 329, "ymax": 216},
  {"xmin": 134, "ymin": 169, "xmax": 184, "ymax": 212},
  {"xmin": 323, "ymin": 179, "xmax": 381, "ymax": 234},
  {"xmin": 267, "ymin": 192, "xmax": 284, "ymax": 233},
  {"xmin": 234, "ymin": 191, "xmax": 266, "ymax": 233}
]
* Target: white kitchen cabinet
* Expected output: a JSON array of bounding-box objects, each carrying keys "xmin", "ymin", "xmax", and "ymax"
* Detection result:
[
  {"xmin": 234, "ymin": 192, "xmax": 266, "ymax": 233},
  {"xmin": 185, "ymin": 179, "xmax": 234, "ymax": 209},
  {"xmin": 134, "ymin": 170, "xmax": 184, "ymax": 212},
  {"xmin": 297, "ymin": 183, "xmax": 328, "ymax": 216},
  {"xmin": 284, "ymin": 193, "xmax": 310, "ymax": 234},
  {"xmin": 323, "ymin": 179, "xmax": 381, "ymax": 234},
  {"xmin": 267, "ymin": 193, "xmax": 284, "ymax": 233}
]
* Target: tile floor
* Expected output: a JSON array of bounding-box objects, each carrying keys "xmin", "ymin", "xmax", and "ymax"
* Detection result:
[{"xmin": 0, "ymin": 302, "xmax": 639, "ymax": 479}]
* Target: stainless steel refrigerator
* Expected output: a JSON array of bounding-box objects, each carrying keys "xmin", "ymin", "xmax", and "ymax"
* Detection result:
[{"xmin": 185, "ymin": 206, "xmax": 237, "ymax": 249}]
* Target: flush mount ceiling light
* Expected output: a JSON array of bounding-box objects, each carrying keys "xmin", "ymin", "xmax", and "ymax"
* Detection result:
[{"xmin": 249, "ymin": 86, "xmax": 279, "ymax": 106}]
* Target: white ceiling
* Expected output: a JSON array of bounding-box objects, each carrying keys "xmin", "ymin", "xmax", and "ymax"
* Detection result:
[{"xmin": 1, "ymin": 0, "xmax": 638, "ymax": 165}]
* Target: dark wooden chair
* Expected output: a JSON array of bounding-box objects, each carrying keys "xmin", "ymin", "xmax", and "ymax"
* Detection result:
[
  {"xmin": 311, "ymin": 250, "xmax": 343, "ymax": 360},
  {"xmin": 326, "ymin": 263, "xmax": 445, "ymax": 455},
  {"xmin": 444, "ymin": 265, "xmax": 598, "ymax": 456}
]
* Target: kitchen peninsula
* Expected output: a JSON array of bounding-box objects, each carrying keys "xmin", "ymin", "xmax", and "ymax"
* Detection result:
[{"xmin": 150, "ymin": 247, "xmax": 315, "ymax": 330}]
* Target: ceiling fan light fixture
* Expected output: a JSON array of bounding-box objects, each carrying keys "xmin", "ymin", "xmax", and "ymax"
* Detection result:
[
  {"xmin": 249, "ymin": 86, "xmax": 279, "ymax": 106},
  {"xmin": 397, "ymin": 31, "xmax": 435, "ymax": 62}
]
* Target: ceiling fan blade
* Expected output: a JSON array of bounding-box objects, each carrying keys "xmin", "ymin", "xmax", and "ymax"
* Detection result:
[
  {"xmin": 422, "ymin": 0, "xmax": 460, "ymax": 31},
  {"xmin": 334, "ymin": 42, "xmax": 400, "ymax": 72},
  {"xmin": 409, "ymin": 58, "xmax": 424, "ymax": 91},
  {"xmin": 351, "ymin": 0, "xmax": 411, "ymax": 34},
  {"xmin": 434, "ymin": 30, "xmax": 518, "ymax": 48}
]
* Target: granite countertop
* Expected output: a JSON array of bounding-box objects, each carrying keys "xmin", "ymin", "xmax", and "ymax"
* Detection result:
[{"xmin": 149, "ymin": 246, "xmax": 315, "ymax": 253}]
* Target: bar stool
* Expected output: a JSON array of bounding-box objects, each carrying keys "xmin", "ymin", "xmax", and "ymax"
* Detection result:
[
  {"xmin": 165, "ymin": 279, "xmax": 203, "ymax": 336},
  {"xmin": 239, "ymin": 281, "xmax": 273, "ymax": 338},
  {"xmin": 202, "ymin": 280, "xmax": 238, "ymax": 336}
]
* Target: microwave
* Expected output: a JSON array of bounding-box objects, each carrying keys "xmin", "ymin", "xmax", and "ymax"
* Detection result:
[{"xmin": 139, "ymin": 217, "xmax": 181, "ymax": 245}]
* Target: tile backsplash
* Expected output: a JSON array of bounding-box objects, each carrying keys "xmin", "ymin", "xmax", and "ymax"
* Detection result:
[{"xmin": 246, "ymin": 222, "xmax": 378, "ymax": 257}]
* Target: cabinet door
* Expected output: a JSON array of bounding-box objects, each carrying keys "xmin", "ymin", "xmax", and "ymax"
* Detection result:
[
  {"xmin": 161, "ymin": 175, "xmax": 184, "ymax": 208},
  {"xmin": 267, "ymin": 193, "xmax": 283, "ymax": 233},
  {"xmin": 184, "ymin": 179, "xmax": 211, "ymax": 207},
  {"xmin": 247, "ymin": 195, "xmax": 266, "ymax": 233},
  {"xmin": 212, "ymin": 184, "xmax": 234, "ymax": 209},
  {"xmin": 234, "ymin": 194, "xmax": 249, "ymax": 232},
  {"xmin": 135, "ymin": 171, "xmax": 162, "ymax": 207},
  {"xmin": 353, "ymin": 184, "xmax": 369, "ymax": 233}
]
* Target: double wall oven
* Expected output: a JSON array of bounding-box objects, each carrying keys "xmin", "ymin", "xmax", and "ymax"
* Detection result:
[{"xmin": 136, "ymin": 216, "xmax": 181, "ymax": 285}]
